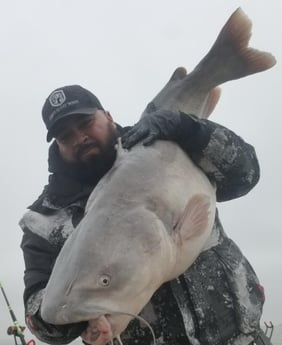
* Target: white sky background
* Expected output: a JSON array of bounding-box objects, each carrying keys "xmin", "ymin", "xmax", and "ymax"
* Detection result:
[{"xmin": 0, "ymin": 1, "xmax": 281, "ymax": 344}]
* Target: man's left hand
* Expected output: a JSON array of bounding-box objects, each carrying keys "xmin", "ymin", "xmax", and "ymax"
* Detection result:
[{"xmin": 121, "ymin": 110, "xmax": 182, "ymax": 149}]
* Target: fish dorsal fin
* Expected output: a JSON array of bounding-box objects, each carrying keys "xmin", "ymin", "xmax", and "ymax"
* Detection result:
[
  {"xmin": 201, "ymin": 87, "xmax": 221, "ymax": 119},
  {"xmin": 168, "ymin": 67, "xmax": 187, "ymax": 82},
  {"xmin": 174, "ymin": 194, "xmax": 210, "ymax": 242}
]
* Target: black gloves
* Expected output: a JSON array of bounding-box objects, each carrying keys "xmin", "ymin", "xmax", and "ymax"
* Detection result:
[
  {"xmin": 122, "ymin": 109, "xmax": 182, "ymax": 148},
  {"xmin": 26, "ymin": 311, "xmax": 87, "ymax": 345},
  {"xmin": 121, "ymin": 109, "xmax": 210, "ymax": 152}
]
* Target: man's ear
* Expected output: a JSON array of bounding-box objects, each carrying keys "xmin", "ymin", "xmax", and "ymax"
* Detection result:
[{"xmin": 104, "ymin": 111, "xmax": 114, "ymax": 123}]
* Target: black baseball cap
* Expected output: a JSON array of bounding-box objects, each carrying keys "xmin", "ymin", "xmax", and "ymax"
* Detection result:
[{"xmin": 42, "ymin": 85, "xmax": 104, "ymax": 142}]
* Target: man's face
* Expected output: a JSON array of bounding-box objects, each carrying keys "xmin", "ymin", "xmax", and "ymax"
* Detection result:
[{"xmin": 54, "ymin": 110, "xmax": 118, "ymax": 165}]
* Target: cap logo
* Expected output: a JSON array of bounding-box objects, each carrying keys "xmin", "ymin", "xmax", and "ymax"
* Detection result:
[{"xmin": 49, "ymin": 90, "xmax": 66, "ymax": 107}]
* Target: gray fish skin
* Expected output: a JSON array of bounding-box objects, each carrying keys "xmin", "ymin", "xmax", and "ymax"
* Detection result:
[
  {"xmin": 41, "ymin": 7, "xmax": 276, "ymax": 343},
  {"xmin": 42, "ymin": 140, "xmax": 216, "ymax": 335}
]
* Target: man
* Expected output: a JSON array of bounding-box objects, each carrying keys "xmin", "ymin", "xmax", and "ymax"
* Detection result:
[{"xmin": 20, "ymin": 84, "xmax": 264, "ymax": 345}]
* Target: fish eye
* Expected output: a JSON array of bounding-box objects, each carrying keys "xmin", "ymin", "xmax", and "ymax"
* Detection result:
[{"xmin": 99, "ymin": 274, "xmax": 111, "ymax": 287}]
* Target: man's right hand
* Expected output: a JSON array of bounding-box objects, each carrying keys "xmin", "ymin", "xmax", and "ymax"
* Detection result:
[
  {"xmin": 81, "ymin": 318, "xmax": 113, "ymax": 345},
  {"xmin": 26, "ymin": 311, "xmax": 87, "ymax": 345}
]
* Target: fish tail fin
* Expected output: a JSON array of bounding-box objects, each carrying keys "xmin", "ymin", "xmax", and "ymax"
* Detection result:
[
  {"xmin": 142, "ymin": 8, "xmax": 276, "ymax": 119},
  {"xmin": 194, "ymin": 7, "xmax": 276, "ymax": 87}
]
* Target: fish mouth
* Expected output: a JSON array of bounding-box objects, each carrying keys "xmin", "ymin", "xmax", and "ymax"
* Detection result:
[
  {"xmin": 85, "ymin": 311, "xmax": 156, "ymax": 341},
  {"xmin": 77, "ymin": 311, "xmax": 132, "ymax": 343},
  {"xmin": 81, "ymin": 315, "xmax": 113, "ymax": 345}
]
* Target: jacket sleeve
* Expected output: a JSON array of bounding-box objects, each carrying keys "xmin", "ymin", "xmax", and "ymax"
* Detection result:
[
  {"xmin": 21, "ymin": 228, "xmax": 86, "ymax": 344},
  {"xmin": 177, "ymin": 113, "xmax": 260, "ymax": 202},
  {"xmin": 21, "ymin": 229, "xmax": 58, "ymax": 305}
]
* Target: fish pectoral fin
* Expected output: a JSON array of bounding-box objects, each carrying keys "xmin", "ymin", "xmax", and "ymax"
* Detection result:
[
  {"xmin": 202, "ymin": 87, "xmax": 221, "ymax": 118},
  {"xmin": 174, "ymin": 194, "xmax": 210, "ymax": 242}
]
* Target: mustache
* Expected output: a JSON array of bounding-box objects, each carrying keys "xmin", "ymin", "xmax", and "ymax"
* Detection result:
[{"xmin": 75, "ymin": 142, "xmax": 99, "ymax": 158}]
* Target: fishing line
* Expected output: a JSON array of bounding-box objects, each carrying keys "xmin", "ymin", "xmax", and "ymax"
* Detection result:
[
  {"xmin": 84, "ymin": 307, "xmax": 156, "ymax": 345},
  {"xmin": 113, "ymin": 311, "xmax": 156, "ymax": 345}
]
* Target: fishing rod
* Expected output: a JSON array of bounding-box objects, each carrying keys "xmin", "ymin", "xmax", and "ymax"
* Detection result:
[{"xmin": 0, "ymin": 281, "xmax": 35, "ymax": 345}]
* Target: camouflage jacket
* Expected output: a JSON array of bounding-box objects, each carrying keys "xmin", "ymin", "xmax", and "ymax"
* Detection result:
[{"xmin": 20, "ymin": 117, "xmax": 263, "ymax": 345}]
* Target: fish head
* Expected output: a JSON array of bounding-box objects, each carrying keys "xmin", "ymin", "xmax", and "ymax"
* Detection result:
[{"xmin": 41, "ymin": 206, "xmax": 172, "ymax": 337}]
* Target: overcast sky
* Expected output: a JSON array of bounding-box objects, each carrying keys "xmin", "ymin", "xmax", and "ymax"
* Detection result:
[{"xmin": 0, "ymin": 1, "xmax": 281, "ymax": 344}]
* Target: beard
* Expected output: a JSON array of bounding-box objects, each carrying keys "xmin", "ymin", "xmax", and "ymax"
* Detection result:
[
  {"xmin": 77, "ymin": 124, "xmax": 118, "ymax": 164},
  {"xmin": 60, "ymin": 124, "xmax": 119, "ymax": 184}
]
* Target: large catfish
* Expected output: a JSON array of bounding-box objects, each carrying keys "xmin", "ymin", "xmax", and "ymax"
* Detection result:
[{"xmin": 41, "ymin": 8, "xmax": 276, "ymax": 345}]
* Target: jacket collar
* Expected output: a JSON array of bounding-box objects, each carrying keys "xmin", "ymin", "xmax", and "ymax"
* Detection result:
[{"xmin": 31, "ymin": 124, "xmax": 126, "ymax": 211}]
